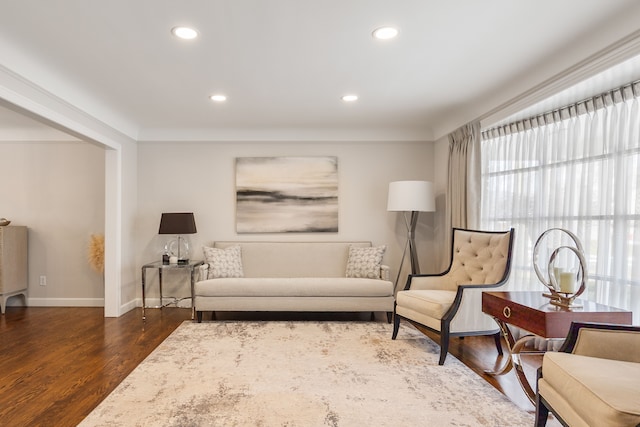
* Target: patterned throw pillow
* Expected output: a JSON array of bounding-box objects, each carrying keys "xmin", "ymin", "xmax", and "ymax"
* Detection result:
[
  {"xmin": 202, "ymin": 245, "xmax": 244, "ymax": 279},
  {"xmin": 345, "ymin": 245, "xmax": 386, "ymax": 279}
]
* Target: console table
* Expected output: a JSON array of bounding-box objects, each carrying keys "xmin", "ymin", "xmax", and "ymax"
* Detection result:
[
  {"xmin": 141, "ymin": 260, "xmax": 203, "ymax": 321},
  {"xmin": 482, "ymin": 291, "xmax": 632, "ymax": 403}
]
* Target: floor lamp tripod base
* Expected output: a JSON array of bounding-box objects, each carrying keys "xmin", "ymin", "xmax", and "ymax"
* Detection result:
[{"xmin": 394, "ymin": 211, "xmax": 421, "ymax": 292}]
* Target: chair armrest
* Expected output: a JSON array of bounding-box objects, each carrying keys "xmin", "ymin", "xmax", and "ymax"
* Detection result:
[
  {"xmin": 380, "ymin": 265, "xmax": 390, "ymax": 281},
  {"xmin": 403, "ymin": 273, "xmax": 451, "ymax": 291},
  {"xmin": 559, "ymin": 322, "xmax": 640, "ymax": 362},
  {"xmin": 197, "ymin": 263, "xmax": 209, "ymax": 281}
]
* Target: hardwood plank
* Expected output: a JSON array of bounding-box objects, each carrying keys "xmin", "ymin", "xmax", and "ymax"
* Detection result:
[{"xmin": 0, "ymin": 307, "xmax": 187, "ymax": 427}]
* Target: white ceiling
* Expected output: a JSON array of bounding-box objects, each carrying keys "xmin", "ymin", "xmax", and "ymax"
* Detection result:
[{"xmin": 1, "ymin": 0, "xmax": 640, "ymax": 142}]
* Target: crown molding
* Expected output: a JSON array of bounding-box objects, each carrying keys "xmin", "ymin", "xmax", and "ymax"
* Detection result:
[{"xmin": 480, "ymin": 29, "xmax": 640, "ymax": 128}]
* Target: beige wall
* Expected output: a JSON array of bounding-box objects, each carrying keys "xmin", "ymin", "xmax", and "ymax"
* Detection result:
[
  {"xmin": 136, "ymin": 140, "xmax": 442, "ymax": 301},
  {"xmin": 0, "ymin": 141, "xmax": 105, "ymax": 306},
  {"xmin": 1, "ymin": 137, "xmax": 448, "ymax": 308}
]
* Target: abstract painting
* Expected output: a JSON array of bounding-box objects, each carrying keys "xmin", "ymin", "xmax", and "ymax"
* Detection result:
[{"xmin": 236, "ymin": 156, "xmax": 338, "ymax": 233}]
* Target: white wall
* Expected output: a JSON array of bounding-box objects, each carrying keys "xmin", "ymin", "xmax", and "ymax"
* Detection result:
[
  {"xmin": 136, "ymin": 140, "xmax": 441, "ymax": 301},
  {"xmin": 0, "ymin": 141, "xmax": 105, "ymax": 306}
]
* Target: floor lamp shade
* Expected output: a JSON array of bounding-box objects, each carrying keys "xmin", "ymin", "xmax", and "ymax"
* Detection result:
[
  {"xmin": 387, "ymin": 181, "xmax": 435, "ymax": 284},
  {"xmin": 158, "ymin": 213, "xmax": 197, "ymax": 263},
  {"xmin": 387, "ymin": 181, "xmax": 435, "ymax": 212}
]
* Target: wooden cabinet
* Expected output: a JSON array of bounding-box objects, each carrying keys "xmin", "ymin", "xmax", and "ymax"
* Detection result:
[{"xmin": 0, "ymin": 226, "xmax": 28, "ymax": 314}]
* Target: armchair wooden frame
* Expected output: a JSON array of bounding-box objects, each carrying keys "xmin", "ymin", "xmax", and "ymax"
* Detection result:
[{"xmin": 392, "ymin": 227, "xmax": 515, "ymax": 365}]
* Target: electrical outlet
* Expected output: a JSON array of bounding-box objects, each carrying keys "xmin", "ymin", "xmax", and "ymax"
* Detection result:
[{"xmin": 39, "ymin": 275, "xmax": 47, "ymax": 286}]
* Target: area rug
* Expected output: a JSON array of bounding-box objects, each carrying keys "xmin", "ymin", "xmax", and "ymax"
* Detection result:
[{"xmin": 79, "ymin": 321, "xmax": 532, "ymax": 426}]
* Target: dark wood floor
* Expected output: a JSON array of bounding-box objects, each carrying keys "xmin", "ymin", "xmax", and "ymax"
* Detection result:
[{"xmin": 0, "ymin": 307, "xmax": 554, "ymax": 427}]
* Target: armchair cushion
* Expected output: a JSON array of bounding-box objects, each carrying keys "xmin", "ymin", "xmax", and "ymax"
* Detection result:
[
  {"xmin": 539, "ymin": 351, "xmax": 640, "ymax": 427},
  {"xmin": 448, "ymin": 231, "xmax": 512, "ymax": 286},
  {"xmin": 396, "ymin": 290, "xmax": 456, "ymax": 321},
  {"xmin": 572, "ymin": 328, "xmax": 640, "ymax": 362}
]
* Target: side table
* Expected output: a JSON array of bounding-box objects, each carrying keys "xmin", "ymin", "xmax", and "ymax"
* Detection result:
[
  {"xmin": 482, "ymin": 291, "xmax": 632, "ymax": 403},
  {"xmin": 141, "ymin": 260, "xmax": 204, "ymax": 321}
]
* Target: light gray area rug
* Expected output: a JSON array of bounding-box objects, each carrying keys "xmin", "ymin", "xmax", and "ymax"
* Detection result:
[{"xmin": 80, "ymin": 321, "xmax": 532, "ymax": 426}]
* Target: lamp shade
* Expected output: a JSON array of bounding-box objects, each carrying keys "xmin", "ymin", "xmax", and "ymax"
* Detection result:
[
  {"xmin": 387, "ymin": 181, "xmax": 435, "ymax": 212},
  {"xmin": 158, "ymin": 212, "xmax": 197, "ymax": 234}
]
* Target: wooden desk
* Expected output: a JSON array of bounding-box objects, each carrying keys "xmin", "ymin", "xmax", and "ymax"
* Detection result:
[{"xmin": 482, "ymin": 291, "xmax": 632, "ymax": 403}]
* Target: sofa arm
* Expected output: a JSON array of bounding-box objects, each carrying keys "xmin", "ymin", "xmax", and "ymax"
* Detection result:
[
  {"xmin": 198, "ymin": 263, "xmax": 209, "ymax": 281},
  {"xmin": 560, "ymin": 322, "xmax": 640, "ymax": 363}
]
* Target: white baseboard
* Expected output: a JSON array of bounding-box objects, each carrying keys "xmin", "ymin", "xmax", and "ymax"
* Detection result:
[
  {"xmin": 120, "ymin": 299, "xmax": 138, "ymax": 314},
  {"xmin": 10, "ymin": 297, "xmax": 191, "ymax": 317},
  {"xmin": 27, "ymin": 298, "xmax": 105, "ymax": 307}
]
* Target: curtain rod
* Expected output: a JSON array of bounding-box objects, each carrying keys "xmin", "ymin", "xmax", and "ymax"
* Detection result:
[{"xmin": 482, "ymin": 79, "xmax": 640, "ymax": 138}]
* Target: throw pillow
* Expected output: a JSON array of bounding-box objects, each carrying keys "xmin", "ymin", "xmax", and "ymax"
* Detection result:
[
  {"xmin": 203, "ymin": 245, "xmax": 244, "ymax": 279},
  {"xmin": 345, "ymin": 245, "xmax": 386, "ymax": 279}
]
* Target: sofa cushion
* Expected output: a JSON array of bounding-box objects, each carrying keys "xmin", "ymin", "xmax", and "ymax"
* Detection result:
[
  {"xmin": 345, "ymin": 245, "xmax": 386, "ymax": 279},
  {"xmin": 203, "ymin": 245, "xmax": 244, "ymax": 279},
  {"xmin": 195, "ymin": 277, "xmax": 393, "ymax": 298},
  {"xmin": 540, "ymin": 351, "xmax": 640, "ymax": 427}
]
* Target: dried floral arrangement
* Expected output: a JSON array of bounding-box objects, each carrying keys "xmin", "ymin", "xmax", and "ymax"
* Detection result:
[{"xmin": 88, "ymin": 234, "xmax": 105, "ymax": 274}]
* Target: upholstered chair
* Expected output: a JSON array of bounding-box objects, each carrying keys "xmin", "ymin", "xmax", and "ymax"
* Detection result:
[
  {"xmin": 392, "ymin": 227, "xmax": 515, "ymax": 365},
  {"xmin": 535, "ymin": 321, "xmax": 640, "ymax": 427}
]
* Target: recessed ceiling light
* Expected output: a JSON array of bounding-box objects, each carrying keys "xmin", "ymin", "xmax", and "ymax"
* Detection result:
[
  {"xmin": 171, "ymin": 26, "xmax": 198, "ymax": 40},
  {"xmin": 341, "ymin": 94, "xmax": 358, "ymax": 102},
  {"xmin": 209, "ymin": 94, "xmax": 227, "ymax": 102},
  {"xmin": 372, "ymin": 26, "xmax": 398, "ymax": 40}
]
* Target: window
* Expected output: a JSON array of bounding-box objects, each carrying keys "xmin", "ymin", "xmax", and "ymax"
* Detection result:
[{"xmin": 481, "ymin": 82, "xmax": 640, "ymax": 321}]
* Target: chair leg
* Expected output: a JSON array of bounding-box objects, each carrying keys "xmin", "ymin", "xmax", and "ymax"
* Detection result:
[
  {"xmin": 392, "ymin": 312, "xmax": 401, "ymax": 339},
  {"xmin": 493, "ymin": 332, "xmax": 503, "ymax": 356},
  {"xmin": 386, "ymin": 312, "xmax": 392, "ymax": 323},
  {"xmin": 196, "ymin": 311, "xmax": 203, "ymax": 323},
  {"xmin": 439, "ymin": 324, "xmax": 450, "ymax": 365},
  {"xmin": 534, "ymin": 394, "xmax": 550, "ymax": 427}
]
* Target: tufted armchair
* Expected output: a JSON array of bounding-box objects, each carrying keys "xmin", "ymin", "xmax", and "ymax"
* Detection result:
[{"xmin": 392, "ymin": 227, "xmax": 515, "ymax": 365}]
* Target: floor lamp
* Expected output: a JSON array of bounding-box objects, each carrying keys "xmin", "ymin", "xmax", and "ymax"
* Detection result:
[{"xmin": 387, "ymin": 181, "xmax": 435, "ymax": 289}]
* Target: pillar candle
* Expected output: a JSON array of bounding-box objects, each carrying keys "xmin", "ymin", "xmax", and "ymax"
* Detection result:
[{"xmin": 559, "ymin": 271, "xmax": 576, "ymax": 293}]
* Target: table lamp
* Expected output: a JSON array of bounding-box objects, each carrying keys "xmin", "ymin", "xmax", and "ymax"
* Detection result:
[{"xmin": 158, "ymin": 212, "xmax": 197, "ymax": 264}]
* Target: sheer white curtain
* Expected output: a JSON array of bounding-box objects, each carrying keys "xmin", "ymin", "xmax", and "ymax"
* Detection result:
[{"xmin": 481, "ymin": 81, "xmax": 640, "ymax": 323}]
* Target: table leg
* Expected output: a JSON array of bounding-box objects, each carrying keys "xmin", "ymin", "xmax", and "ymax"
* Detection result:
[
  {"xmin": 141, "ymin": 266, "xmax": 147, "ymax": 321},
  {"xmin": 190, "ymin": 266, "xmax": 196, "ymax": 320},
  {"xmin": 485, "ymin": 318, "xmax": 516, "ymax": 375},
  {"xmin": 485, "ymin": 317, "xmax": 544, "ymax": 405},
  {"xmin": 159, "ymin": 268, "xmax": 163, "ymax": 310},
  {"xmin": 510, "ymin": 336, "xmax": 540, "ymax": 404}
]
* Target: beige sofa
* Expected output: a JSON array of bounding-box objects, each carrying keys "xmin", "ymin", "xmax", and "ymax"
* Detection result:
[{"xmin": 194, "ymin": 241, "xmax": 395, "ymax": 322}]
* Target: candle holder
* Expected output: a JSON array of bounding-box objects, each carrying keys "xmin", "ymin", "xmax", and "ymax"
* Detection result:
[{"xmin": 533, "ymin": 228, "xmax": 587, "ymax": 309}]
